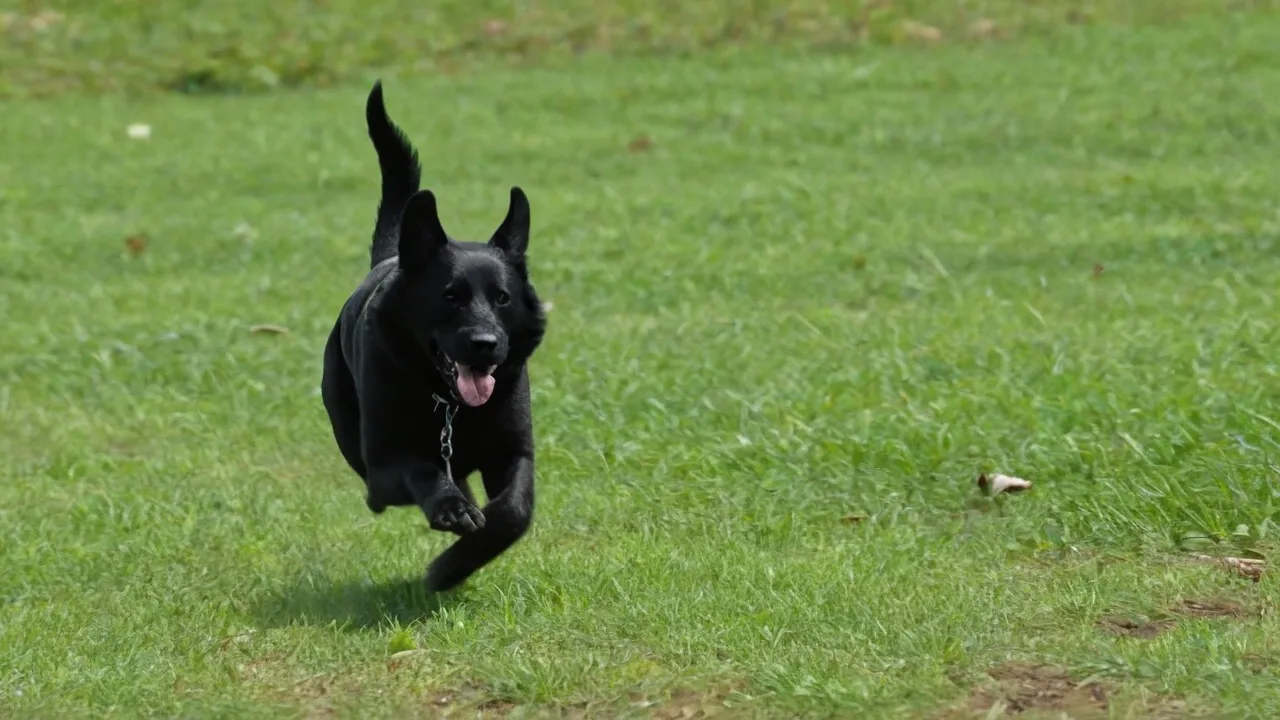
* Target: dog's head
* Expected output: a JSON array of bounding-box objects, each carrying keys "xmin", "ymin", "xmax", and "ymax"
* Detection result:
[{"xmin": 388, "ymin": 187, "xmax": 546, "ymax": 407}]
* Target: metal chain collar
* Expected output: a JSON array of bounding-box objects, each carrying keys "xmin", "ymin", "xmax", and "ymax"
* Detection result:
[{"xmin": 432, "ymin": 393, "xmax": 457, "ymax": 480}]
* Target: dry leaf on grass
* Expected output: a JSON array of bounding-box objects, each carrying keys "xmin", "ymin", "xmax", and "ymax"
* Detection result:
[
  {"xmin": 125, "ymin": 234, "xmax": 148, "ymax": 257},
  {"xmin": 960, "ymin": 662, "xmax": 1110, "ymax": 717},
  {"xmin": 1190, "ymin": 554, "xmax": 1264, "ymax": 582},
  {"xmin": 840, "ymin": 513, "xmax": 867, "ymax": 525},
  {"xmin": 249, "ymin": 324, "xmax": 290, "ymax": 336},
  {"xmin": 968, "ymin": 19, "xmax": 1002, "ymax": 39},
  {"xmin": 483, "ymin": 19, "xmax": 508, "ymax": 37},
  {"xmin": 902, "ymin": 20, "xmax": 942, "ymax": 43},
  {"xmin": 387, "ymin": 648, "xmax": 426, "ymax": 669},
  {"xmin": 627, "ymin": 134, "xmax": 654, "ymax": 153},
  {"xmin": 978, "ymin": 473, "xmax": 1032, "ymax": 496}
]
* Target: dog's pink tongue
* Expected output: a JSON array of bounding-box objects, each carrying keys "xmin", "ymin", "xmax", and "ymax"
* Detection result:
[{"xmin": 455, "ymin": 364, "xmax": 495, "ymax": 407}]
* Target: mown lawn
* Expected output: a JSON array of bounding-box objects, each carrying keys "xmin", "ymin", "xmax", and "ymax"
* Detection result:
[{"xmin": 3, "ymin": 5, "xmax": 1280, "ymax": 718}]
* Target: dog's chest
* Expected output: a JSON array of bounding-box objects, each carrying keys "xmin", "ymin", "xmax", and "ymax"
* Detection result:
[{"xmin": 433, "ymin": 411, "xmax": 506, "ymax": 473}]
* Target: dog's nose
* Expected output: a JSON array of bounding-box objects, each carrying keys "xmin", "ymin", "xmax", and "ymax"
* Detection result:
[{"xmin": 469, "ymin": 333, "xmax": 499, "ymax": 353}]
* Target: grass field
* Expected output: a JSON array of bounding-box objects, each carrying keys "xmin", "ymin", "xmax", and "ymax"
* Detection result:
[{"xmin": 4, "ymin": 2, "xmax": 1280, "ymax": 718}]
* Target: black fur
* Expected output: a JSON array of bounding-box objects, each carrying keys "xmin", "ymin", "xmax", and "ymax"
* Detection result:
[{"xmin": 321, "ymin": 81, "xmax": 548, "ymax": 592}]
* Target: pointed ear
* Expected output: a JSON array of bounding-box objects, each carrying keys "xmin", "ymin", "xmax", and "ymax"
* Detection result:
[
  {"xmin": 400, "ymin": 189, "xmax": 448, "ymax": 270},
  {"xmin": 488, "ymin": 187, "xmax": 530, "ymax": 259}
]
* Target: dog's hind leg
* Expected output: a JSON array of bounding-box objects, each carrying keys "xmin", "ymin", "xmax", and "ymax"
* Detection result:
[
  {"xmin": 321, "ymin": 325, "xmax": 368, "ymax": 481},
  {"xmin": 424, "ymin": 455, "xmax": 534, "ymax": 592}
]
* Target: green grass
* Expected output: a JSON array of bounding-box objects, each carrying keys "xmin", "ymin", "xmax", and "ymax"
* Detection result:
[
  {"xmin": 4, "ymin": 4, "xmax": 1280, "ymax": 718},
  {"xmin": 1, "ymin": 0, "xmax": 1275, "ymax": 97}
]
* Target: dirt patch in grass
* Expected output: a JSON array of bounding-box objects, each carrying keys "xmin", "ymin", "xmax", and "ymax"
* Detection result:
[
  {"xmin": 941, "ymin": 662, "xmax": 1192, "ymax": 718},
  {"xmin": 968, "ymin": 663, "xmax": 1111, "ymax": 717},
  {"xmin": 475, "ymin": 698, "xmax": 520, "ymax": 717},
  {"xmin": 1176, "ymin": 598, "xmax": 1250, "ymax": 619},
  {"xmin": 648, "ymin": 688, "xmax": 738, "ymax": 719},
  {"xmin": 1097, "ymin": 598, "xmax": 1253, "ymax": 639},
  {"xmin": 625, "ymin": 684, "xmax": 747, "ymax": 719},
  {"xmin": 1097, "ymin": 615, "xmax": 1177, "ymax": 638},
  {"xmin": 417, "ymin": 689, "xmax": 518, "ymax": 718},
  {"xmin": 415, "ymin": 684, "xmax": 746, "ymax": 719}
]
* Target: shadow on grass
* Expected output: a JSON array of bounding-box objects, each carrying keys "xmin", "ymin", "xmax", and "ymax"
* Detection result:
[{"xmin": 251, "ymin": 574, "xmax": 462, "ymax": 630}]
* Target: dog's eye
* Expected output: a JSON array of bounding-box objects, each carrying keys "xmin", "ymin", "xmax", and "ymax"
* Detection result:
[
  {"xmin": 442, "ymin": 289, "xmax": 461, "ymax": 304},
  {"xmin": 494, "ymin": 290, "xmax": 511, "ymax": 307}
]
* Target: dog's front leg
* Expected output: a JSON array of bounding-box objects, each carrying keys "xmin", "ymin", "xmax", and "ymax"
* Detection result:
[
  {"xmin": 412, "ymin": 465, "xmax": 487, "ymax": 534},
  {"xmin": 424, "ymin": 455, "xmax": 535, "ymax": 592},
  {"xmin": 365, "ymin": 462, "xmax": 486, "ymax": 535}
]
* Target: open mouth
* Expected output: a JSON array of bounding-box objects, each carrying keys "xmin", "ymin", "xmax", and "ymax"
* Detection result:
[
  {"xmin": 453, "ymin": 363, "xmax": 497, "ymax": 407},
  {"xmin": 429, "ymin": 340, "xmax": 499, "ymax": 407}
]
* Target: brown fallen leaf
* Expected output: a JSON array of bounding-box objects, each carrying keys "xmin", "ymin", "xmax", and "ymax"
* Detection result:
[
  {"xmin": 125, "ymin": 234, "xmax": 148, "ymax": 257},
  {"xmin": 627, "ymin": 134, "xmax": 653, "ymax": 153},
  {"xmin": 968, "ymin": 18, "xmax": 1002, "ymax": 39},
  {"xmin": 249, "ymin": 324, "xmax": 290, "ymax": 335},
  {"xmin": 1190, "ymin": 554, "xmax": 1264, "ymax": 582},
  {"xmin": 386, "ymin": 648, "xmax": 427, "ymax": 670},
  {"xmin": 483, "ymin": 19, "xmax": 508, "ymax": 37},
  {"xmin": 978, "ymin": 473, "xmax": 1032, "ymax": 496},
  {"xmin": 840, "ymin": 513, "xmax": 867, "ymax": 526},
  {"xmin": 902, "ymin": 20, "xmax": 943, "ymax": 43},
  {"xmin": 1092, "ymin": 262, "xmax": 1105, "ymax": 278}
]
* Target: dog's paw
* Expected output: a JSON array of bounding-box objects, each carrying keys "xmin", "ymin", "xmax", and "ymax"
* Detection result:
[{"xmin": 425, "ymin": 491, "xmax": 486, "ymax": 535}]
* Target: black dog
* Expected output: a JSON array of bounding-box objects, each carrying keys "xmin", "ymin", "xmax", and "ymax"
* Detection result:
[{"xmin": 320, "ymin": 81, "xmax": 547, "ymax": 592}]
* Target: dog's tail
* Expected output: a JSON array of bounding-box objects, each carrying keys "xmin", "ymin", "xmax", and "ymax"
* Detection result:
[{"xmin": 366, "ymin": 81, "xmax": 422, "ymax": 269}]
